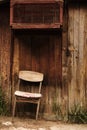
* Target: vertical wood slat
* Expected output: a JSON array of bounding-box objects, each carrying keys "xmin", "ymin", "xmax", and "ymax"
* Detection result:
[
  {"xmin": 79, "ymin": 4, "xmax": 85, "ymax": 106},
  {"xmin": 48, "ymin": 36, "xmax": 55, "ymax": 114},
  {"xmin": 84, "ymin": 14, "xmax": 87, "ymax": 108},
  {"xmin": 73, "ymin": 2, "xmax": 80, "ymax": 105},
  {"xmin": 68, "ymin": 4, "xmax": 74, "ymax": 109},
  {"xmin": 39, "ymin": 36, "xmax": 49, "ymax": 113},
  {"xmin": 31, "ymin": 36, "xmax": 40, "ymax": 72},
  {"xmin": 10, "ymin": 0, "xmax": 13, "ymax": 26},
  {"xmin": 55, "ymin": 34, "xmax": 62, "ymax": 104},
  {"xmin": 0, "ymin": 5, "xmax": 11, "ymax": 105},
  {"xmin": 12, "ymin": 36, "xmax": 19, "ymax": 103},
  {"xmin": 60, "ymin": 2, "xmax": 63, "ymax": 25},
  {"xmin": 19, "ymin": 34, "xmax": 32, "ymax": 70}
]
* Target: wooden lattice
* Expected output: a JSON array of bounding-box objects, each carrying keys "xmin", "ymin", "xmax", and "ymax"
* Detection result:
[{"xmin": 10, "ymin": 0, "xmax": 63, "ymax": 29}]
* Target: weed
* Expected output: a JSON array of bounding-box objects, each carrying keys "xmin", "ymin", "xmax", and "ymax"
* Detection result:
[
  {"xmin": 52, "ymin": 96, "xmax": 64, "ymax": 120},
  {"xmin": 68, "ymin": 104, "xmax": 87, "ymax": 124},
  {"xmin": 0, "ymin": 86, "xmax": 8, "ymax": 115}
]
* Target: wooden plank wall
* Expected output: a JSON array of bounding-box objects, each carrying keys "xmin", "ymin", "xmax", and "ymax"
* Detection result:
[
  {"xmin": 0, "ymin": 4, "xmax": 11, "ymax": 107},
  {"xmin": 11, "ymin": 1, "xmax": 87, "ymax": 118},
  {"xmin": 0, "ymin": 1, "xmax": 87, "ymax": 119},
  {"xmin": 62, "ymin": 2, "xmax": 87, "ymax": 113}
]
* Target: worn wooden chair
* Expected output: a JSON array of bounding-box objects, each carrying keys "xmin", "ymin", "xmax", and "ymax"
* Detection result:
[{"xmin": 12, "ymin": 70, "xmax": 44, "ymax": 121}]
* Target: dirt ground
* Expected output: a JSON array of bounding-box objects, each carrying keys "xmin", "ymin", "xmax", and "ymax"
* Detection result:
[{"xmin": 0, "ymin": 116, "xmax": 87, "ymax": 130}]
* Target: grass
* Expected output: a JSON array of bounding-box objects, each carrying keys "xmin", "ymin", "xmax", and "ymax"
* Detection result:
[
  {"xmin": 0, "ymin": 86, "xmax": 8, "ymax": 116},
  {"xmin": 68, "ymin": 104, "xmax": 87, "ymax": 124}
]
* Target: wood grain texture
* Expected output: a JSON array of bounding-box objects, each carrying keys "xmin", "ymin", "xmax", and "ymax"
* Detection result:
[{"xmin": 0, "ymin": 4, "xmax": 11, "ymax": 105}]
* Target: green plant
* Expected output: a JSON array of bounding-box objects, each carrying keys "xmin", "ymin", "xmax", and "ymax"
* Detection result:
[
  {"xmin": 68, "ymin": 104, "xmax": 87, "ymax": 124},
  {"xmin": 52, "ymin": 95, "xmax": 64, "ymax": 120},
  {"xmin": 52, "ymin": 102, "xmax": 63, "ymax": 120},
  {"xmin": 0, "ymin": 87, "xmax": 8, "ymax": 115}
]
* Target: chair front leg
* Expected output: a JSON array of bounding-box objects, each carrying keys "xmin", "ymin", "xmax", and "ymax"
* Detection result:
[
  {"xmin": 36, "ymin": 100, "xmax": 40, "ymax": 120},
  {"xmin": 12, "ymin": 96, "xmax": 16, "ymax": 122}
]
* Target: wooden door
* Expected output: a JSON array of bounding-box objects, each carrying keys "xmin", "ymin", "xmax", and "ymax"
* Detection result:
[{"xmin": 14, "ymin": 30, "xmax": 62, "ymax": 113}]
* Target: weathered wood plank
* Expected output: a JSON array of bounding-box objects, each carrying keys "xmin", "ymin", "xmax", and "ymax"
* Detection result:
[
  {"xmin": 79, "ymin": 4, "xmax": 85, "ymax": 106},
  {"xmin": 12, "ymin": 35, "xmax": 19, "ymax": 106},
  {"xmin": 73, "ymin": 3, "xmax": 80, "ymax": 104},
  {"xmin": 39, "ymin": 35, "xmax": 49, "ymax": 114},
  {"xmin": 0, "ymin": 4, "xmax": 11, "ymax": 105},
  {"xmin": 84, "ymin": 8, "xmax": 87, "ymax": 108},
  {"xmin": 19, "ymin": 34, "xmax": 32, "ymax": 70},
  {"xmin": 62, "ymin": 2, "xmax": 69, "ymax": 117},
  {"xmin": 68, "ymin": 4, "xmax": 74, "ymax": 109}
]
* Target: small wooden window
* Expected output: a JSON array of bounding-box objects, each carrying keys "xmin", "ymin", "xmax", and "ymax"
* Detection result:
[{"xmin": 10, "ymin": 0, "xmax": 63, "ymax": 29}]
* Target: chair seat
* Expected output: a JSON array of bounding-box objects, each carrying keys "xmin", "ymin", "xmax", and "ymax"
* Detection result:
[{"xmin": 15, "ymin": 91, "xmax": 42, "ymax": 98}]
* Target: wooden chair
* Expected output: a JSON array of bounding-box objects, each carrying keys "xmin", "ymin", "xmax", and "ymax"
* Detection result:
[{"xmin": 12, "ymin": 70, "xmax": 44, "ymax": 121}]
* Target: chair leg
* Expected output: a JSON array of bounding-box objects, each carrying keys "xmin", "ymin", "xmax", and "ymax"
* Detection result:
[
  {"xmin": 12, "ymin": 96, "xmax": 16, "ymax": 122},
  {"xmin": 36, "ymin": 100, "xmax": 40, "ymax": 120}
]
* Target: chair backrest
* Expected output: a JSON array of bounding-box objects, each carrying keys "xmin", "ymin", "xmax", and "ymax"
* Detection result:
[
  {"xmin": 19, "ymin": 71, "xmax": 43, "ymax": 82},
  {"xmin": 18, "ymin": 70, "xmax": 44, "ymax": 93}
]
